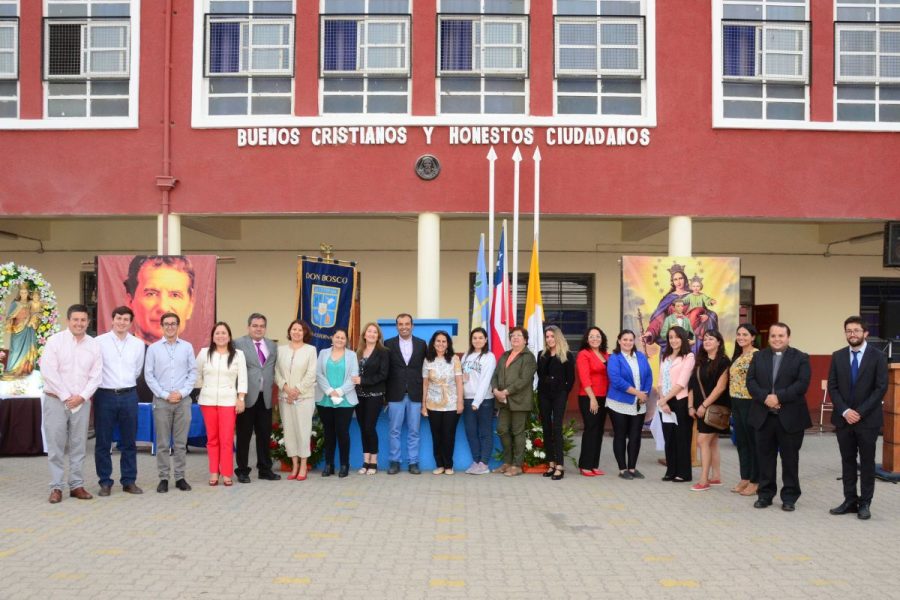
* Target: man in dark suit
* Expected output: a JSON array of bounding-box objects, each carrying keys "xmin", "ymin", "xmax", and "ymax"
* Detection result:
[
  {"xmin": 384, "ymin": 313, "xmax": 427, "ymax": 475},
  {"xmin": 747, "ymin": 322, "xmax": 811, "ymax": 511},
  {"xmin": 827, "ymin": 316, "xmax": 888, "ymax": 520},
  {"xmin": 233, "ymin": 313, "xmax": 281, "ymax": 482}
]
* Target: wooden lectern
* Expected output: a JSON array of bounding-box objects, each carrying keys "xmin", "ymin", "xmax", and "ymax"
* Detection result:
[{"xmin": 876, "ymin": 363, "xmax": 900, "ymax": 481}]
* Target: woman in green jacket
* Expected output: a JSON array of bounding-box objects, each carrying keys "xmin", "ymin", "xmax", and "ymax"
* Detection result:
[{"xmin": 491, "ymin": 327, "xmax": 538, "ymax": 477}]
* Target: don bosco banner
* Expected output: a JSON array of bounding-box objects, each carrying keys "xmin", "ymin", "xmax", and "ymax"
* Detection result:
[{"xmin": 297, "ymin": 258, "xmax": 358, "ymax": 352}]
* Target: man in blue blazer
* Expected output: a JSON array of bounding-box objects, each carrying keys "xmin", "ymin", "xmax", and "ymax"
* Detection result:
[
  {"xmin": 747, "ymin": 322, "xmax": 811, "ymax": 512},
  {"xmin": 384, "ymin": 313, "xmax": 427, "ymax": 475},
  {"xmin": 827, "ymin": 316, "xmax": 888, "ymax": 520}
]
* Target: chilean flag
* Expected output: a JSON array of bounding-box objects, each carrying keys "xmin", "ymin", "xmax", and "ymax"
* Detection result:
[{"xmin": 490, "ymin": 223, "xmax": 513, "ymax": 358}]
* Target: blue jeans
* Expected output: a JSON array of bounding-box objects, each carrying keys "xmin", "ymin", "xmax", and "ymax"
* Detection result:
[
  {"xmin": 388, "ymin": 395, "xmax": 421, "ymax": 463},
  {"xmin": 463, "ymin": 398, "xmax": 494, "ymax": 464},
  {"xmin": 94, "ymin": 388, "xmax": 139, "ymax": 486}
]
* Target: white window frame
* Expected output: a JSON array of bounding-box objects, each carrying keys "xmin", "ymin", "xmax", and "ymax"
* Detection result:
[
  {"xmin": 721, "ymin": 20, "xmax": 809, "ymax": 84},
  {"xmin": 554, "ymin": 16, "xmax": 645, "ymax": 79},
  {"xmin": 319, "ymin": 15, "xmax": 411, "ymax": 78},
  {"xmin": 43, "ymin": 18, "xmax": 130, "ymax": 81},
  {"xmin": 0, "ymin": 18, "xmax": 16, "ymax": 80},
  {"xmin": 437, "ymin": 14, "xmax": 529, "ymax": 78},
  {"xmin": 204, "ymin": 14, "xmax": 295, "ymax": 78},
  {"xmin": 835, "ymin": 22, "xmax": 900, "ymax": 84}
]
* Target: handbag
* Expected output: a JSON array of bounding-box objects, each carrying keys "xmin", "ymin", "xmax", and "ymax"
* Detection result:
[{"xmin": 696, "ymin": 368, "xmax": 731, "ymax": 430}]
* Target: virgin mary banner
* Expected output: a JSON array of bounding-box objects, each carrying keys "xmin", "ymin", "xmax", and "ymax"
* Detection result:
[{"xmin": 297, "ymin": 258, "xmax": 358, "ymax": 351}]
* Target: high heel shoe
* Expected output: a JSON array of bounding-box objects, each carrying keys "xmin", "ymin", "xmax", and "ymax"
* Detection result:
[
  {"xmin": 208, "ymin": 476, "xmax": 219, "ymax": 486},
  {"xmin": 543, "ymin": 465, "xmax": 556, "ymax": 478},
  {"xmin": 322, "ymin": 464, "xmax": 335, "ymax": 477},
  {"xmin": 338, "ymin": 465, "xmax": 349, "ymax": 478},
  {"xmin": 551, "ymin": 468, "xmax": 565, "ymax": 481},
  {"xmin": 223, "ymin": 477, "xmax": 233, "ymax": 487}
]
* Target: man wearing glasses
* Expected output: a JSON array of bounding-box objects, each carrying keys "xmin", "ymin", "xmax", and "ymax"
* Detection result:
[
  {"xmin": 827, "ymin": 316, "xmax": 888, "ymax": 520},
  {"xmin": 144, "ymin": 312, "xmax": 197, "ymax": 493}
]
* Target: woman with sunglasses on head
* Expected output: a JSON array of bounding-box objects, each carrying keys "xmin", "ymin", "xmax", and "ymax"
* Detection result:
[
  {"xmin": 537, "ymin": 325, "xmax": 575, "ymax": 481},
  {"xmin": 576, "ymin": 326, "xmax": 610, "ymax": 477},
  {"xmin": 606, "ymin": 329, "xmax": 653, "ymax": 480}
]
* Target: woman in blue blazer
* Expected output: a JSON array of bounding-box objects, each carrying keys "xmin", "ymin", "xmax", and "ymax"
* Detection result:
[
  {"xmin": 316, "ymin": 329, "xmax": 360, "ymax": 478},
  {"xmin": 606, "ymin": 330, "xmax": 653, "ymax": 479}
]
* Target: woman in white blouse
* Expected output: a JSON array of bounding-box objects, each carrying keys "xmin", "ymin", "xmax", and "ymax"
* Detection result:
[
  {"xmin": 196, "ymin": 321, "xmax": 248, "ymax": 487},
  {"xmin": 274, "ymin": 319, "xmax": 318, "ymax": 481}
]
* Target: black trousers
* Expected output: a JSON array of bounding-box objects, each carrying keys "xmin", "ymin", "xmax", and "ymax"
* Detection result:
[
  {"xmin": 538, "ymin": 389, "xmax": 568, "ymax": 465},
  {"xmin": 355, "ymin": 394, "xmax": 383, "ymax": 454},
  {"xmin": 836, "ymin": 425, "xmax": 878, "ymax": 504},
  {"xmin": 428, "ymin": 410, "xmax": 459, "ymax": 469},
  {"xmin": 609, "ymin": 409, "xmax": 644, "ymax": 471},
  {"xmin": 662, "ymin": 398, "xmax": 692, "ymax": 481},
  {"xmin": 577, "ymin": 395, "xmax": 607, "ymax": 470},
  {"xmin": 319, "ymin": 405, "xmax": 354, "ymax": 467},
  {"xmin": 235, "ymin": 393, "xmax": 274, "ymax": 476},
  {"xmin": 756, "ymin": 413, "xmax": 804, "ymax": 503}
]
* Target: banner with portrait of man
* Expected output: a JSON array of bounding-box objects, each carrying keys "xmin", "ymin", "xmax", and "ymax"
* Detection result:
[
  {"xmin": 297, "ymin": 257, "xmax": 358, "ymax": 352},
  {"xmin": 97, "ymin": 255, "xmax": 217, "ymax": 352}
]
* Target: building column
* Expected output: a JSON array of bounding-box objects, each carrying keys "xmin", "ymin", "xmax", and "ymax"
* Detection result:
[
  {"xmin": 417, "ymin": 212, "xmax": 440, "ymax": 318},
  {"xmin": 668, "ymin": 216, "xmax": 692, "ymax": 257},
  {"xmin": 157, "ymin": 214, "xmax": 181, "ymax": 255}
]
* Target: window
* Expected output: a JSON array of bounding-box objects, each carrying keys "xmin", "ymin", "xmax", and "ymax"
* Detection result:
[
  {"xmin": 835, "ymin": 2, "xmax": 900, "ymax": 123},
  {"xmin": 43, "ymin": 1, "xmax": 135, "ymax": 119},
  {"xmin": 319, "ymin": 3, "xmax": 411, "ymax": 114},
  {"xmin": 438, "ymin": 1, "xmax": 528, "ymax": 115},
  {"xmin": 720, "ymin": 1, "xmax": 808, "ymax": 121},
  {"xmin": 554, "ymin": 1, "xmax": 647, "ymax": 117},
  {"xmin": 470, "ymin": 272, "xmax": 594, "ymax": 348},
  {"xmin": 860, "ymin": 277, "xmax": 900, "ymax": 338},
  {"xmin": 0, "ymin": 1, "xmax": 17, "ymax": 119},
  {"xmin": 204, "ymin": 0, "xmax": 294, "ymax": 116},
  {"xmin": 205, "ymin": 15, "xmax": 295, "ymax": 77}
]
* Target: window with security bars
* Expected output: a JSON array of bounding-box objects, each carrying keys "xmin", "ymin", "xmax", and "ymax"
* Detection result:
[
  {"xmin": 469, "ymin": 273, "xmax": 594, "ymax": 348},
  {"xmin": 837, "ymin": 0, "xmax": 900, "ymax": 23},
  {"xmin": 834, "ymin": 23, "xmax": 900, "ymax": 122},
  {"xmin": 205, "ymin": 0, "xmax": 294, "ymax": 116},
  {"xmin": 860, "ymin": 277, "xmax": 900, "ymax": 339},
  {"xmin": 0, "ymin": 1, "xmax": 16, "ymax": 118},
  {"xmin": 720, "ymin": 1, "xmax": 808, "ymax": 121},
  {"xmin": 44, "ymin": 19, "xmax": 130, "ymax": 80},
  {"xmin": 320, "ymin": 1, "xmax": 410, "ymax": 114},
  {"xmin": 205, "ymin": 15, "xmax": 294, "ymax": 77}
]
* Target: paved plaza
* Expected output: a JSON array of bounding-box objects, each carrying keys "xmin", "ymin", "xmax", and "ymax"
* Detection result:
[{"xmin": 0, "ymin": 432, "xmax": 895, "ymax": 599}]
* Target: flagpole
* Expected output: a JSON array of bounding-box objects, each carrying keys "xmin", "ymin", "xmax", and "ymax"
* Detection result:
[
  {"xmin": 503, "ymin": 219, "xmax": 509, "ymax": 332},
  {"xmin": 533, "ymin": 146, "xmax": 541, "ymax": 249},
  {"xmin": 511, "ymin": 146, "xmax": 522, "ymax": 325},
  {"xmin": 487, "ymin": 146, "xmax": 497, "ymax": 315}
]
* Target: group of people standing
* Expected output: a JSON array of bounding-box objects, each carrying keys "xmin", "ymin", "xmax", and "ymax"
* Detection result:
[{"xmin": 39, "ymin": 304, "xmax": 888, "ymax": 520}]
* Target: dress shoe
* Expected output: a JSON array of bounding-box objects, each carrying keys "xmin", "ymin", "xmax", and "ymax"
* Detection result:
[
  {"xmin": 781, "ymin": 502, "xmax": 795, "ymax": 512},
  {"xmin": 157, "ymin": 480, "xmax": 169, "ymax": 493},
  {"xmin": 338, "ymin": 465, "xmax": 349, "ymax": 478},
  {"xmin": 753, "ymin": 499, "xmax": 772, "ymax": 509},
  {"xmin": 857, "ymin": 503, "xmax": 871, "ymax": 520},
  {"xmin": 69, "ymin": 487, "xmax": 93, "ymax": 500},
  {"xmin": 122, "ymin": 483, "xmax": 143, "ymax": 495},
  {"xmin": 174, "ymin": 479, "xmax": 192, "ymax": 491},
  {"xmin": 236, "ymin": 473, "xmax": 252, "ymax": 484},
  {"xmin": 48, "ymin": 489, "xmax": 63, "ymax": 504},
  {"xmin": 387, "ymin": 461, "xmax": 400, "ymax": 475},
  {"xmin": 592, "ymin": 469, "xmax": 606, "ymax": 476},
  {"xmin": 581, "ymin": 469, "xmax": 598, "ymax": 477},
  {"xmin": 630, "ymin": 470, "xmax": 645, "ymax": 479},
  {"xmin": 322, "ymin": 464, "xmax": 335, "ymax": 477},
  {"xmin": 618, "ymin": 470, "xmax": 634, "ymax": 480},
  {"xmin": 408, "ymin": 463, "xmax": 421, "ymax": 475},
  {"xmin": 829, "ymin": 499, "xmax": 859, "ymax": 515},
  {"xmin": 98, "ymin": 484, "xmax": 112, "ymax": 497},
  {"xmin": 661, "ymin": 474, "xmax": 675, "ymax": 481},
  {"xmin": 259, "ymin": 471, "xmax": 281, "ymax": 481}
]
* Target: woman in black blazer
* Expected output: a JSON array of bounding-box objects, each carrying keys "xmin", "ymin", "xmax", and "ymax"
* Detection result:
[
  {"xmin": 537, "ymin": 325, "xmax": 575, "ymax": 480},
  {"xmin": 353, "ymin": 322, "xmax": 390, "ymax": 475}
]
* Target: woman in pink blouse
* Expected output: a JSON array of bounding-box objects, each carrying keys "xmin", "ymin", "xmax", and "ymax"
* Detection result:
[{"xmin": 657, "ymin": 326, "xmax": 695, "ymax": 482}]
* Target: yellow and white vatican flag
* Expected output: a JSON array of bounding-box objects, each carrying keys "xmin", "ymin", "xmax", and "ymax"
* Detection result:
[{"xmin": 523, "ymin": 238, "xmax": 544, "ymax": 359}]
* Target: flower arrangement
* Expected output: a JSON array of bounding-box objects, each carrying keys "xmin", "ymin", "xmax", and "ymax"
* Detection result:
[
  {"xmin": 523, "ymin": 393, "xmax": 579, "ymax": 467},
  {"xmin": 270, "ymin": 411, "xmax": 325, "ymax": 469},
  {"xmin": 0, "ymin": 262, "xmax": 60, "ymax": 362}
]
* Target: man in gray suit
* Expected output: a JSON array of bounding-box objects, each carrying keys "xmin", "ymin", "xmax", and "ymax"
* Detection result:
[{"xmin": 234, "ymin": 313, "xmax": 280, "ymax": 482}]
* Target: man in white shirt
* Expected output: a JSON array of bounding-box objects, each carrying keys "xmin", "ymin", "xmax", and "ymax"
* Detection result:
[
  {"xmin": 94, "ymin": 306, "xmax": 146, "ymax": 497},
  {"xmin": 39, "ymin": 304, "xmax": 103, "ymax": 504}
]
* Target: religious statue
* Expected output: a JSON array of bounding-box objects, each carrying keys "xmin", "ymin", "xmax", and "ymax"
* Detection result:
[{"xmin": 2, "ymin": 286, "xmax": 41, "ymax": 379}]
